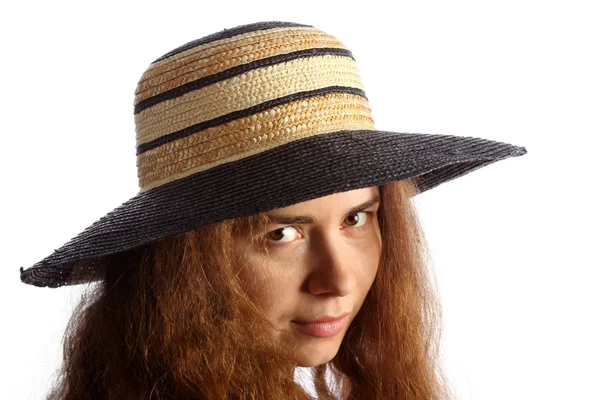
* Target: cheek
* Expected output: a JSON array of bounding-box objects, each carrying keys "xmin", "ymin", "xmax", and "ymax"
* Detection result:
[
  {"xmin": 357, "ymin": 232, "xmax": 382, "ymax": 290},
  {"xmin": 237, "ymin": 258, "xmax": 301, "ymax": 320}
]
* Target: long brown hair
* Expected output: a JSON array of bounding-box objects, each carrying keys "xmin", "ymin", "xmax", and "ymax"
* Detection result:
[{"xmin": 46, "ymin": 179, "xmax": 453, "ymax": 399}]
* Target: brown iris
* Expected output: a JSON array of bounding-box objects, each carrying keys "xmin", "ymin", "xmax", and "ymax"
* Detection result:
[
  {"xmin": 268, "ymin": 228, "xmax": 287, "ymax": 241},
  {"xmin": 344, "ymin": 213, "xmax": 361, "ymax": 226}
]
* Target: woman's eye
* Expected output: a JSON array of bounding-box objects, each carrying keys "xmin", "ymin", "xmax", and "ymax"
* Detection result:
[
  {"xmin": 266, "ymin": 226, "xmax": 299, "ymax": 243},
  {"xmin": 266, "ymin": 212, "xmax": 371, "ymax": 244},
  {"xmin": 344, "ymin": 211, "xmax": 369, "ymax": 228}
]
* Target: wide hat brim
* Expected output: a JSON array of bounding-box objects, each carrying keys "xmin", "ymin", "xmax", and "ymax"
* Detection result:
[{"xmin": 19, "ymin": 129, "xmax": 526, "ymax": 288}]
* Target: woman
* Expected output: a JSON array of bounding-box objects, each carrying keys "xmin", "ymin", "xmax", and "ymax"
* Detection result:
[{"xmin": 19, "ymin": 21, "xmax": 527, "ymax": 399}]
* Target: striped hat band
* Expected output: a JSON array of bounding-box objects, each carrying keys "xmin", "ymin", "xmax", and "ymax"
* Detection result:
[{"xmin": 133, "ymin": 22, "xmax": 374, "ymax": 192}]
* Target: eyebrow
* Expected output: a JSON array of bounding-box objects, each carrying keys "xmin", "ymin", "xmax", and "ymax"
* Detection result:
[{"xmin": 265, "ymin": 194, "xmax": 381, "ymax": 225}]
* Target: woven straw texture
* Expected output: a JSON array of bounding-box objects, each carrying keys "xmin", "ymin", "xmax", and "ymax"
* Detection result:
[{"xmin": 19, "ymin": 21, "xmax": 527, "ymax": 288}]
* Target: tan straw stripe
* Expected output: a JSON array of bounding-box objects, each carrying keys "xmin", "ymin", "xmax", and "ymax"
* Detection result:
[
  {"xmin": 135, "ymin": 55, "xmax": 363, "ymax": 145},
  {"xmin": 138, "ymin": 27, "xmax": 318, "ymax": 83},
  {"xmin": 137, "ymin": 93, "xmax": 374, "ymax": 191},
  {"xmin": 135, "ymin": 27, "xmax": 345, "ymax": 103}
]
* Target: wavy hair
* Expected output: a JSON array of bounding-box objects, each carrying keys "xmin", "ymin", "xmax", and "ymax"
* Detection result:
[{"xmin": 46, "ymin": 178, "xmax": 453, "ymax": 399}]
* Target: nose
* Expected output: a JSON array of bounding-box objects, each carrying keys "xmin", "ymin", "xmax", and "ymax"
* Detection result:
[{"xmin": 305, "ymin": 231, "xmax": 357, "ymax": 297}]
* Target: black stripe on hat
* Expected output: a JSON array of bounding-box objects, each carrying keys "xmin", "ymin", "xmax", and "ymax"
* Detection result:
[
  {"xmin": 152, "ymin": 21, "xmax": 313, "ymax": 64},
  {"xmin": 135, "ymin": 47, "xmax": 355, "ymax": 115},
  {"xmin": 136, "ymin": 85, "xmax": 368, "ymax": 155}
]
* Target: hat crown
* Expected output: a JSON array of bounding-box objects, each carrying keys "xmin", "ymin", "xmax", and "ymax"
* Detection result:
[{"xmin": 132, "ymin": 21, "xmax": 375, "ymax": 192}]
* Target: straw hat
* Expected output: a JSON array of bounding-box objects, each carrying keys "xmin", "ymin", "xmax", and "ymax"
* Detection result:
[{"xmin": 19, "ymin": 21, "xmax": 527, "ymax": 288}]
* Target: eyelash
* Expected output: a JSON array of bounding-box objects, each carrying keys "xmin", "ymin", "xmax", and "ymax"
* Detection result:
[{"xmin": 265, "ymin": 210, "xmax": 376, "ymax": 245}]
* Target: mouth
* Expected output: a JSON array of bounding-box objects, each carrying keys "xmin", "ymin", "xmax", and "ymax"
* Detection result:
[{"xmin": 291, "ymin": 312, "xmax": 350, "ymax": 338}]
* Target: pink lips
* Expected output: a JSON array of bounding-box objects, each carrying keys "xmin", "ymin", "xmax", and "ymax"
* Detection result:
[{"xmin": 292, "ymin": 312, "xmax": 350, "ymax": 338}]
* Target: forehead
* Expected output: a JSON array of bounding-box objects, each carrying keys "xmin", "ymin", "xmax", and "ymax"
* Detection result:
[{"xmin": 265, "ymin": 186, "xmax": 380, "ymax": 221}]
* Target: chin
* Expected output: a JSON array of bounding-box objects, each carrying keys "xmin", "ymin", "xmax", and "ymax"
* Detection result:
[{"xmin": 291, "ymin": 339, "xmax": 343, "ymax": 367}]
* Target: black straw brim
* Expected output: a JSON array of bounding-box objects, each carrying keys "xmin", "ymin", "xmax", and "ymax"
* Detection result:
[{"xmin": 20, "ymin": 129, "xmax": 527, "ymax": 288}]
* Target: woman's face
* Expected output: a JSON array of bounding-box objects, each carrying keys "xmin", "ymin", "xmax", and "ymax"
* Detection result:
[{"xmin": 233, "ymin": 186, "xmax": 382, "ymax": 367}]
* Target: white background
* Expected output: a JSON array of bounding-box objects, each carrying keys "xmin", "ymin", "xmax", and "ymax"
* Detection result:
[{"xmin": 1, "ymin": 1, "xmax": 599, "ymax": 398}]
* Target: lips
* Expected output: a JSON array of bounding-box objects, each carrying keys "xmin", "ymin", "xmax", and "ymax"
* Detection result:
[{"xmin": 292, "ymin": 312, "xmax": 350, "ymax": 338}]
